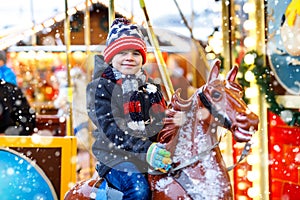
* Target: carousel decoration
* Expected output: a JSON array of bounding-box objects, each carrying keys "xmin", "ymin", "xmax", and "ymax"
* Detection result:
[
  {"xmin": 238, "ymin": 50, "xmax": 300, "ymax": 126},
  {"xmin": 0, "ymin": 148, "xmax": 58, "ymax": 200},
  {"xmin": 267, "ymin": 0, "xmax": 300, "ymax": 95}
]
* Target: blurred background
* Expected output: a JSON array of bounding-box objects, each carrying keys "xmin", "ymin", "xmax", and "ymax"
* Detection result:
[{"xmin": 0, "ymin": 1, "xmax": 299, "ymax": 200}]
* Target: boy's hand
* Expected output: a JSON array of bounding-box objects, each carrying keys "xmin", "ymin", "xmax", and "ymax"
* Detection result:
[{"xmin": 146, "ymin": 143, "xmax": 172, "ymax": 173}]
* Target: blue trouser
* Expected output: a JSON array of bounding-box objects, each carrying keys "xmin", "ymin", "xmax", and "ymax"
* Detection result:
[{"xmin": 102, "ymin": 162, "xmax": 151, "ymax": 200}]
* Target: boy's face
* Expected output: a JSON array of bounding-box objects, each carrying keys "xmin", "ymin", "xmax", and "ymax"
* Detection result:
[{"xmin": 111, "ymin": 50, "xmax": 143, "ymax": 75}]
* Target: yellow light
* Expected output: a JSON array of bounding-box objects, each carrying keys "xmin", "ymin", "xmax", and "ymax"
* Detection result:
[
  {"xmin": 245, "ymin": 70, "xmax": 255, "ymax": 82},
  {"xmin": 244, "ymin": 37, "xmax": 256, "ymax": 48},
  {"xmin": 234, "ymin": 142, "xmax": 246, "ymax": 149},
  {"xmin": 208, "ymin": 31, "xmax": 223, "ymax": 54},
  {"xmin": 213, "ymin": 31, "xmax": 223, "ymax": 39},
  {"xmin": 76, "ymin": 3, "xmax": 86, "ymax": 11},
  {"xmin": 243, "ymin": 20, "xmax": 256, "ymax": 31},
  {"xmin": 244, "ymin": 53, "xmax": 255, "ymax": 65},
  {"xmin": 206, "ymin": 53, "xmax": 216, "ymax": 60},
  {"xmin": 247, "ymin": 187, "xmax": 260, "ymax": 198},
  {"xmin": 205, "ymin": 45, "xmax": 213, "ymax": 52},
  {"xmin": 245, "ymin": 87, "xmax": 258, "ymax": 98},
  {"xmin": 67, "ymin": 8, "xmax": 77, "ymax": 16},
  {"xmin": 34, "ymin": 24, "xmax": 44, "ymax": 33},
  {"xmin": 45, "ymin": 87, "xmax": 53, "ymax": 95},
  {"xmin": 237, "ymin": 195, "xmax": 248, "ymax": 200},
  {"xmin": 27, "ymin": 50, "xmax": 37, "ymax": 59},
  {"xmin": 237, "ymin": 168, "xmax": 246, "ymax": 177},
  {"xmin": 246, "ymin": 154, "xmax": 258, "ymax": 165},
  {"xmin": 36, "ymin": 50, "xmax": 46, "ymax": 61},
  {"xmin": 247, "ymin": 170, "xmax": 259, "ymax": 182},
  {"xmin": 72, "ymin": 51, "xmax": 85, "ymax": 63},
  {"xmin": 237, "ymin": 182, "xmax": 248, "ymax": 190},
  {"xmin": 243, "ymin": 2, "xmax": 255, "ymax": 13},
  {"xmin": 43, "ymin": 19, "xmax": 55, "ymax": 28},
  {"xmin": 54, "ymin": 13, "xmax": 65, "ymax": 22}
]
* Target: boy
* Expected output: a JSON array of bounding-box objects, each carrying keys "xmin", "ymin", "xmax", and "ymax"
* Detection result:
[{"xmin": 86, "ymin": 18, "xmax": 172, "ymax": 199}]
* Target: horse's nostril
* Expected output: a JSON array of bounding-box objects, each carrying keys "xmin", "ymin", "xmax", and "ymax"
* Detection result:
[
  {"xmin": 231, "ymin": 125, "xmax": 237, "ymax": 132},
  {"xmin": 249, "ymin": 126, "xmax": 256, "ymax": 132},
  {"xmin": 236, "ymin": 114, "xmax": 247, "ymax": 121}
]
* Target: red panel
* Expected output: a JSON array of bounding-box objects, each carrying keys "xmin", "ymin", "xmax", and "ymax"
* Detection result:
[
  {"xmin": 269, "ymin": 181, "xmax": 283, "ymax": 200},
  {"xmin": 233, "ymin": 140, "xmax": 252, "ymax": 200},
  {"xmin": 268, "ymin": 110, "xmax": 300, "ymax": 200},
  {"xmin": 282, "ymin": 183, "xmax": 300, "ymax": 200}
]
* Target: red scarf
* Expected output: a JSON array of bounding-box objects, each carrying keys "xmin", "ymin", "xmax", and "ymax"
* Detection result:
[{"xmin": 102, "ymin": 66, "xmax": 167, "ymax": 133}]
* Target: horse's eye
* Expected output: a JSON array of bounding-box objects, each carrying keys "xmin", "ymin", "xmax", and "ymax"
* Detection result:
[{"xmin": 211, "ymin": 90, "xmax": 221, "ymax": 100}]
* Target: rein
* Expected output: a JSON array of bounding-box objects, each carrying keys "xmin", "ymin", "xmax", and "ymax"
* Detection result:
[
  {"xmin": 170, "ymin": 141, "xmax": 220, "ymax": 173},
  {"xmin": 148, "ymin": 141, "xmax": 220, "ymax": 176}
]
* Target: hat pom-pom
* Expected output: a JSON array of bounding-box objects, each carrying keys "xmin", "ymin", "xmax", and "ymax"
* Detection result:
[{"xmin": 111, "ymin": 18, "xmax": 130, "ymax": 27}]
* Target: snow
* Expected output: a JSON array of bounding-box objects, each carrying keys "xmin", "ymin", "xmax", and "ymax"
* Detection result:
[{"xmin": 160, "ymin": 96, "xmax": 232, "ymax": 199}]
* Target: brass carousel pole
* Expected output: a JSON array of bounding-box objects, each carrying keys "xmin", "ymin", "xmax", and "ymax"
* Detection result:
[
  {"xmin": 221, "ymin": 0, "xmax": 235, "ymax": 195},
  {"xmin": 84, "ymin": 0, "xmax": 95, "ymax": 178},
  {"xmin": 253, "ymin": 1, "xmax": 269, "ymax": 199},
  {"xmin": 139, "ymin": 0, "xmax": 174, "ymax": 100},
  {"xmin": 108, "ymin": 0, "xmax": 115, "ymax": 29},
  {"xmin": 30, "ymin": 0, "xmax": 36, "ymax": 46},
  {"xmin": 64, "ymin": 0, "xmax": 73, "ymax": 136}
]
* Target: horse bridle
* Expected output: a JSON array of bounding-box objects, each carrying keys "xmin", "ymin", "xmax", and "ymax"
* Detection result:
[
  {"xmin": 149, "ymin": 90, "xmax": 227, "ymax": 175},
  {"xmin": 198, "ymin": 89, "xmax": 232, "ymax": 129},
  {"xmin": 198, "ymin": 89, "xmax": 252, "ymax": 171}
]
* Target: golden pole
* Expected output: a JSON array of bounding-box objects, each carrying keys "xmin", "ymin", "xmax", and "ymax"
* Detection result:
[
  {"xmin": 222, "ymin": 0, "xmax": 235, "ymax": 71},
  {"xmin": 64, "ymin": 0, "xmax": 73, "ymax": 136},
  {"xmin": 84, "ymin": 0, "xmax": 95, "ymax": 178},
  {"xmin": 253, "ymin": 0, "xmax": 269, "ymax": 199},
  {"xmin": 84, "ymin": 0, "xmax": 91, "ymax": 54},
  {"xmin": 221, "ymin": 0, "xmax": 234, "ymax": 195},
  {"xmin": 109, "ymin": 0, "xmax": 115, "ymax": 29},
  {"xmin": 139, "ymin": 0, "xmax": 174, "ymax": 100}
]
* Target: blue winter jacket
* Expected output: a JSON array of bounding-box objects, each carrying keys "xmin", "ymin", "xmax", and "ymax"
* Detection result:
[
  {"xmin": 86, "ymin": 55, "xmax": 165, "ymax": 175},
  {"xmin": 0, "ymin": 64, "xmax": 17, "ymax": 85}
]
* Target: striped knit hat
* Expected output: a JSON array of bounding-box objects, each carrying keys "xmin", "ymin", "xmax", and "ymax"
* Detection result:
[{"xmin": 103, "ymin": 18, "xmax": 147, "ymax": 64}]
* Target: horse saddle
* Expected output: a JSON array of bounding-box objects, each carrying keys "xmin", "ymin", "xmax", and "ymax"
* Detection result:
[{"xmin": 64, "ymin": 176, "xmax": 123, "ymax": 200}]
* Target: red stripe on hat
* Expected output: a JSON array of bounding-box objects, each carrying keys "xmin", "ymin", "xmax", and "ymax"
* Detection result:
[
  {"xmin": 105, "ymin": 38, "xmax": 146, "ymax": 57},
  {"xmin": 103, "ymin": 36, "xmax": 147, "ymax": 64}
]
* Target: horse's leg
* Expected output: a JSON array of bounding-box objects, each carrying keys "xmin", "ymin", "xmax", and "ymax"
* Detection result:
[
  {"xmin": 214, "ymin": 149, "xmax": 233, "ymax": 199},
  {"xmin": 152, "ymin": 181, "xmax": 192, "ymax": 200},
  {"xmin": 149, "ymin": 174, "xmax": 192, "ymax": 200}
]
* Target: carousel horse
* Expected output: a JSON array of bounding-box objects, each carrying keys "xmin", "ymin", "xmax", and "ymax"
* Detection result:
[{"xmin": 64, "ymin": 60, "xmax": 259, "ymax": 200}]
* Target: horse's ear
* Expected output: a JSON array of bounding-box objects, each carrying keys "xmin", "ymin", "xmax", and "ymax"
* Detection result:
[
  {"xmin": 226, "ymin": 65, "xmax": 238, "ymax": 82},
  {"xmin": 208, "ymin": 59, "xmax": 221, "ymax": 82}
]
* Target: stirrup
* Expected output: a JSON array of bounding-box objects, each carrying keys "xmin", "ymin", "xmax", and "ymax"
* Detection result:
[{"xmin": 91, "ymin": 177, "xmax": 123, "ymax": 200}]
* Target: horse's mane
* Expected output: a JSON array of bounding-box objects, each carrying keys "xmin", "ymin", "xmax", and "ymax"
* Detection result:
[{"xmin": 157, "ymin": 89, "xmax": 196, "ymax": 152}]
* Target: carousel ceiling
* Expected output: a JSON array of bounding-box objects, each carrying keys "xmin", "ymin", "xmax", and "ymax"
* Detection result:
[{"xmin": 0, "ymin": 0, "xmax": 221, "ymax": 49}]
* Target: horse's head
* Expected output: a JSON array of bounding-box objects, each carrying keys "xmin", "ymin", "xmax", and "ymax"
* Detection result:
[{"xmin": 198, "ymin": 60, "xmax": 259, "ymax": 142}]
